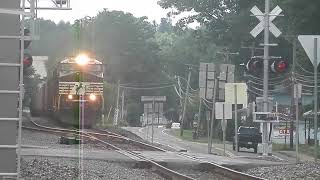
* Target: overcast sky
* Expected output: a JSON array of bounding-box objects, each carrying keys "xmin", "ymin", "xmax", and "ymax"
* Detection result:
[{"xmin": 37, "ymin": 0, "xmax": 173, "ymax": 24}]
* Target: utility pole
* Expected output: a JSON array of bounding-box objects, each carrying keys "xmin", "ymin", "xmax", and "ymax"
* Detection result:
[
  {"xmin": 234, "ymin": 84, "xmax": 238, "ymax": 153},
  {"xmin": 115, "ymin": 80, "xmax": 120, "ymax": 126},
  {"xmin": 196, "ymin": 99, "xmax": 202, "ymax": 137},
  {"xmin": 290, "ymin": 38, "xmax": 297, "ymax": 149},
  {"xmin": 178, "ymin": 77, "xmax": 183, "ymax": 124},
  {"xmin": 217, "ymin": 48, "xmax": 239, "ymax": 63},
  {"xmin": 262, "ymin": 0, "xmax": 271, "ymax": 156},
  {"xmin": 241, "ymin": 42, "xmax": 264, "ymax": 57},
  {"xmin": 314, "ymin": 38, "xmax": 318, "ymax": 162},
  {"xmin": 121, "ymin": 90, "xmax": 125, "ymax": 122},
  {"xmin": 209, "ymin": 78, "xmax": 218, "ymax": 154},
  {"xmin": 158, "ymin": 103, "xmax": 160, "ymax": 124},
  {"xmin": 180, "ymin": 67, "xmax": 192, "ymax": 136}
]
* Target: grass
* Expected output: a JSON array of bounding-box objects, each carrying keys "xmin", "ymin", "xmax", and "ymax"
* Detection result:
[
  {"xmin": 273, "ymin": 143, "xmax": 320, "ymax": 158},
  {"xmin": 95, "ymin": 121, "xmax": 114, "ymax": 129},
  {"xmin": 169, "ymin": 129, "xmax": 222, "ymax": 144},
  {"xmin": 299, "ymin": 144, "xmax": 320, "ymax": 158}
]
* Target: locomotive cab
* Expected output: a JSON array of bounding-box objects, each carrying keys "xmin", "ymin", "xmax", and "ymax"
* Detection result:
[{"xmin": 31, "ymin": 54, "xmax": 104, "ymax": 128}]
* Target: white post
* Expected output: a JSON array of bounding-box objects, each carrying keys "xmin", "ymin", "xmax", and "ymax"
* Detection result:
[
  {"xmin": 152, "ymin": 97, "xmax": 155, "ymax": 143},
  {"xmin": 314, "ymin": 38, "xmax": 318, "ymax": 162},
  {"xmin": 115, "ymin": 80, "xmax": 120, "ymax": 126},
  {"xmin": 234, "ymin": 84, "xmax": 238, "ymax": 153},
  {"xmin": 295, "ymin": 84, "xmax": 299, "ymax": 163},
  {"xmin": 223, "ymin": 104, "xmax": 226, "ymax": 156}
]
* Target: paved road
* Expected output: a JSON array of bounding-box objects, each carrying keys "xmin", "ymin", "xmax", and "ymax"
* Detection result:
[{"xmin": 124, "ymin": 126, "xmax": 270, "ymax": 158}]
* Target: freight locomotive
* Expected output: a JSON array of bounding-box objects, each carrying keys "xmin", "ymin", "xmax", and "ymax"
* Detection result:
[{"xmin": 30, "ymin": 54, "xmax": 104, "ymax": 127}]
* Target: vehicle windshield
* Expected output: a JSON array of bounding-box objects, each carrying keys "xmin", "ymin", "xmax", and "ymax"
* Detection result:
[{"xmin": 239, "ymin": 127, "xmax": 260, "ymax": 134}]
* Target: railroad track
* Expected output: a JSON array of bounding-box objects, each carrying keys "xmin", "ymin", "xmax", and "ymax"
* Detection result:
[
  {"xmin": 23, "ymin": 117, "xmax": 166, "ymax": 151},
  {"xmin": 23, "ymin": 117, "xmax": 265, "ymax": 180},
  {"xmin": 22, "ymin": 118, "xmax": 195, "ymax": 180},
  {"xmin": 178, "ymin": 153, "xmax": 265, "ymax": 180}
]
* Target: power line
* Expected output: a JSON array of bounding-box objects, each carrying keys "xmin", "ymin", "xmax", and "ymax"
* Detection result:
[
  {"xmin": 119, "ymin": 85, "xmax": 174, "ymax": 90},
  {"xmin": 202, "ymin": 99, "xmax": 212, "ymax": 109},
  {"xmin": 176, "ymin": 76, "xmax": 198, "ymax": 92},
  {"xmin": 119, "ymin": 82, "xmax": 173, "ymax": 87},
  {"xmin": 245, "ymin": 73, "xmax": 290, "ymax": 82},
  {"xmin": 295, "ymin": 61, "xmax": 314, "ymax": 75},
  {"xmin": 202, "ymin": 98, "xmax": 213, "ymax": 104},
  {"xmin": 247, "ymin": 77, "xmax": 290, "ymax": 86},
  {"xmin": 173, "ymin": 85, "xmax": 183, "ymax": 99},
  {"xmin": 177, "ymin": 78, "xmax": 198, "ymax": 97},
  {"xmin": 247, "ymin": 87, "xmax": 263, "ymax": 96}
]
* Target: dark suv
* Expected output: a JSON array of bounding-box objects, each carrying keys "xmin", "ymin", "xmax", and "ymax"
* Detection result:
[{"xmin": 233, "ymin": 126, "xmax": 262, "ymax": 153}]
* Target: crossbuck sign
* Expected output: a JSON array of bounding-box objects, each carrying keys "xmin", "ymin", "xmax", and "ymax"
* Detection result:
[{"xmin": 250, "ymin": 5, "xmax": 282, "ymax": 38}]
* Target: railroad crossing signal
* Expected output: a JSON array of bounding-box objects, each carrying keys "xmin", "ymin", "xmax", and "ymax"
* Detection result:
[
  {"xmin": 250, "ymin": 5, "xmax": 282, "ymax": 38},
  {"xmin": 245, "ymin": 57, "xmax": 289, "ymax": 74},
  {"xmin": 270, "ymin": 59, "xmax": 288, "ymax": 73}
]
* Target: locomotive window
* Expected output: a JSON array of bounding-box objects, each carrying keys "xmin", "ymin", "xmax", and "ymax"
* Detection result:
[
  {"xmin": 60, "ymin": 64, "xmax": 79, "ymax": 71},
  {"xmin": 85, "ymin": 65, "xmax": 103, "ymax": 72},
  {"xmin": 59, "ymin": 63, "xmax": 102, "ymax": 72}
]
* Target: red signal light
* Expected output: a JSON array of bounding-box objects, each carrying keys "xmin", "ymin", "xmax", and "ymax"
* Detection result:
[
  {"xmin": 277, "ymin": 61, "xmax": 287, "ymax": 72},
  {"xmin": 23, "ymin": 53, "xmax": 33, "ymax": 69},
  {"xmin": 271, "ymin": 60, "xmax": 288, "ymax": 73}
]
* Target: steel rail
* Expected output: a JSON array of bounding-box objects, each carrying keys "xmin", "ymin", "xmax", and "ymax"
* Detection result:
[
  {"xmin": 23, "ymin": 117, "xmax": 166, "ymax": 151},
  {"xmin": 24, "ymin": 119, "xmax": 194, "ymax": 180},
  {"xmin": 178, "ymin": 153, "xmax": 266, "ymax": 180},
  {"xmin": 83, "ymin": 132, "xmax": 195, "ymax": 180},
  {"xmin": 24, "ymin": 117, "xmax": 265, "ymax": 180}
]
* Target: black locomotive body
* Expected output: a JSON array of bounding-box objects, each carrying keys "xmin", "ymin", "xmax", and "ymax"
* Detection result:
[{"xmin": 31, "ymin": 55, "xmax": 104, "ymax": 127}]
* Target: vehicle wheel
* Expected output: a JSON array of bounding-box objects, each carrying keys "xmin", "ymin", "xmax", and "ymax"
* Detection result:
[{"xmin": 254, "ymin": 146, "xmax": 258, "ymax": 153}]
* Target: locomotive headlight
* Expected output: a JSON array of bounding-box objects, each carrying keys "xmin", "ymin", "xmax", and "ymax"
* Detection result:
[
  {"xmin": 67, "ymin": 94, "xmax": 73, "ymax": 100},
  {"xmin": 89, "ymin": 94, "xmax": 96, "ymax": 101},
  {"xmin": 75, "ymin": 54, "xmax": 90, "ymax": 66}
]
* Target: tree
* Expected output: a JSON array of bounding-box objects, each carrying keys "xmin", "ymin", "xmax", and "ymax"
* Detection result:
[
  {"xmin": 158, "ymin": 18, "xmax": 174, "ymax": 33},
  {"xmin": 30, "ymin": 19, "xmax": 73, "ymax": 76},
  {"xmin": 23, "ymin": 67, "xmax": 41, "ymax": 107}
]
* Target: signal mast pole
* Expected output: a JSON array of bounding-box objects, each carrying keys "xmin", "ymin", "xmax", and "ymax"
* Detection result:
[{"xmin": 262, "ymin": 0, "xmax": 270, "ymax": 156}]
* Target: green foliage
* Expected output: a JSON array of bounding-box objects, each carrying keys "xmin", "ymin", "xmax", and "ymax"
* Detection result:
[
  {"xmin": 30, "ymin": 19, "xmax": 74, "ymax": 76},
  {"xmin": 90, "ymin": 10, "xmax": 162, "ymax": 84},
  {"xmin": 23, "ymin": 67, "xmax": 41, "ymax": 107},
  {"xmin": 30, "ymin": 1, "xmax": 320, "ymax": 127},
  {"xmin": 126, "ymin": 102, "xmax": 142, "ymax": 126}
]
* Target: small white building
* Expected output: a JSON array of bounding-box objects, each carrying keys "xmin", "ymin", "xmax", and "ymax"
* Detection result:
[
  {"xmin": 32, "ymin": 56, "xmax": 48, "ymax": 80},
  {"xmin": 141, "ymin": 96, "xmax": 167, "ymax": 126}
]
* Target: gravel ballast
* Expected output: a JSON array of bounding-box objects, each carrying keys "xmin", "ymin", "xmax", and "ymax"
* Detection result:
[
  {"xmin": 245, "ymin": 162, "xmax": 320, "ymax": 179},
  {"xmin": 22, "ymin": 157, "xmax": 165, "ymax": 180},
  {"xmin": 175, "ymin": 169, "xmax": 231, "ymax": 180},
  {"xmin": 22, "ymin": 129, "xmax": 110, "ymax": 150}
]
